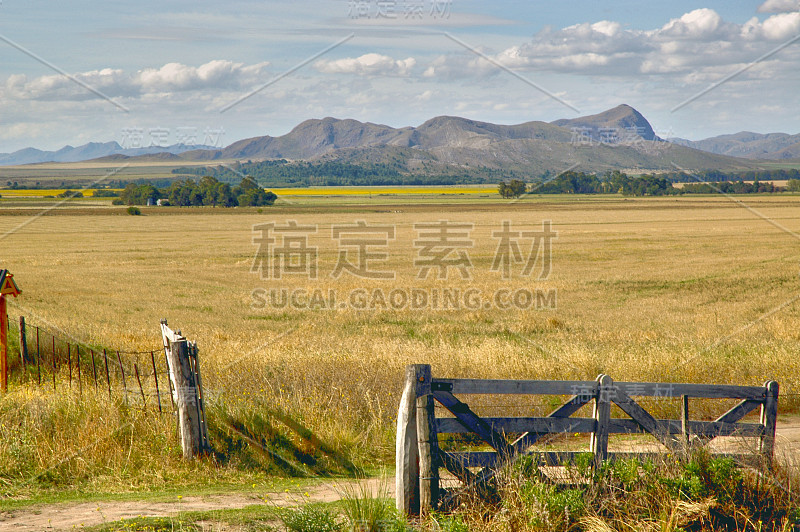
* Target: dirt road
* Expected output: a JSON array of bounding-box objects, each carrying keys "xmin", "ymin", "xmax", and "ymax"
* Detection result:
[
  {"xmin": 2, "ymin": 421, "xmax": 799, "ymax": 531},
  {"xmin": 0, "ymin": 485, "xmax": 341, "ymax": 531}
]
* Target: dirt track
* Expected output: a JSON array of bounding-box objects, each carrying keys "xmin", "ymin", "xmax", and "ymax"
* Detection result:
[{"xmin": 2, "ymin": 422, "xmax": 799, "ymax": 531}]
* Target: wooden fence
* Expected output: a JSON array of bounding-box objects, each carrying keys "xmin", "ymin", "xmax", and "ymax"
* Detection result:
[
  {"xmin": 3, "ymin": 315, "xmax": 175, "ymax": 414},
  {"xmin": 0, "ymin": 315, "xmax": 209, "ymax": 461},
  {"xmin": 396, "ymin": 364, "xmax": 779, "ymax": 516}
]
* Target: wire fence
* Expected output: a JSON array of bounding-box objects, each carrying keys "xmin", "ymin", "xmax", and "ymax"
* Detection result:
[{"xmin": 6, "ymin": 315, "xmax": 175, "ymax": 414}]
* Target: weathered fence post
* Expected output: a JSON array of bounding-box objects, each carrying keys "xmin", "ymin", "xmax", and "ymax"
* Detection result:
[
  {"xmin": 760, "ymin": 380, "xmax": 779, "ymax": 465},
  {"xmin": 591, "ymin": 374, "xmax": 612, "ymax": 466},
  {"xmin": 103, "ymin": 349, "xmax": 112, "ymax": 399},
  {"xmin": 36, "ymin": 327, "xmax": 41, "ymax": 385},
  {"xmin": 134, "ymin": 364, "xmax": 146, "ymax": 410},
  {"xmin": 161, "ymin": 319, "xmax": 205, "ymax": 459},
  {"xmin": 76, "ymin": 345, "xmax": 82, "ymax": 398},
  {"xmin": 116, "ymin": 350, "xmax": 128, "ymax": 405},
  {"xmin": 681, "ymin": 395, "xmax": 690, "ymax": 448},
  {"xmin": 151, "ymin": 351, "xmax": 162, "ymax": 413},
  {"xmin": 90, "ymin": 349, "xmax": 98, "ymax": 391},
  {"xmin": 188, "ymin": 342, "xmax": 209, "ymax": 450},
  {"xmin": 396, "ymin": 364, "xmax": 422, "ymax": 516},
  {"xmin": 416, "ymin": 364, "xmax": 439, "ymax": 515},
  {"xmin": 51, "ymin": 335, "xmax": 56, "ymax": 390},
  {"xmin": 19, "ymin": 316, "xmax": 27, "ymax": 367}
]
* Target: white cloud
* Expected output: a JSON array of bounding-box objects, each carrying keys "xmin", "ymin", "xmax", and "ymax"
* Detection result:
[
  {"xmin": 423, "ymin": 8, "xmax": 800, "ymax": 80},
  {"xmin": 659, "ymin": 8, "xmax": 730, "ymax": 39},
  {"xmin": 758, "ymin": 0, "xmax": 800, "ymax": 13},
  {"xmin": 2, "ymin": 60, "xmax": 271, "ymax": 101},
  {"xmin": 591, "ymin": 20, "xmax": 622, "ymax": 37},
  {"xmin": 759, "ymin": 12, "xmax": 800, "ymax": 39},
  {"xmin": 314, "ymin": 53, "xmax": 416, "ymax": 76}
]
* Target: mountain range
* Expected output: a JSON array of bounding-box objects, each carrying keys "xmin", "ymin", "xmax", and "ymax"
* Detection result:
[
  {"xmin": 0, "ymin": 142, "xmax": 218, "ymax": 166},
  {"xmin": 2, "ymin": 105, "xmax": 795, "ymax": 173},
  {"xmin": 668, "ymin": 132, "xmax": 800, "ymax": 160}
]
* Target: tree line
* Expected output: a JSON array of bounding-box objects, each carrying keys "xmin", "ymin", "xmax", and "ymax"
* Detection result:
[
  {"xmin": 118, "ymin": 176, "xmax": 277, "ymax": 207},
  {"xmin": 651, "ymin": 168, "xmax": 800, "ymax": 183},
  {"xmin": 499, "ymin": 171, "xmax": 800, "ymax": 197},
  {"xmin": 173, "ymin": 160, "xmax": 523, "ymax": 187}
]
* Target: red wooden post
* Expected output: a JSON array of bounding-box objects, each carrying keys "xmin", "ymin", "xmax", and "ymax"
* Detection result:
[
  {"xmin": 0, "ymin": 269, "xmax": 21, "ymax": 392},
  {"xmin": 0, "ymin": 296, "xmax": 7, "ymax": 392}
]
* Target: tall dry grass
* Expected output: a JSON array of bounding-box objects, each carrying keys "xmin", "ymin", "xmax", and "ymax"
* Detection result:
[{"xmin": 0, "ymin": 196, "xmax": 798, "ymax": 491}]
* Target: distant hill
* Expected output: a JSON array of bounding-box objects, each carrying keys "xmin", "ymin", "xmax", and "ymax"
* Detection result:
[
  {"xmin": 171, "ymin": 105, "xmax": 758, "ymax": 175},
  {"xmin": 669, "ymin": 131, "xmax": 800, "ymax": 160},
  {"xmin": 552, "ymin": 104, "xmax": 660, "ymax": 141},
  {"xmin": 1, "ymin": 105, "xmax": 771, "ymax": 175},
  {"xmin": 214, "ymin": 115, "xmax": 572, "ymax": 161},
  {"xmin": 0, "ymin": 142, "xmax": 218, "ymax": 166}
]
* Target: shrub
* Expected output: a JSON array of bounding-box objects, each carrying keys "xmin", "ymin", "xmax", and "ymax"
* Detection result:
[
  {"xmin": 57, "ymin": 189, "xmax": 83, "ymax": 198},
  {"xmin": 280, "ymin": 504, "xmax": 341, "ymax": 532},
  {"xmin": 91, "ymin": 189, "xmax": 119, "ymax": 197},
  {"xmin": 425, "ymin": 450, "xmax": 800, "ymax": 532},
  {"xmin": 126, "ymin": 206, "xmax": 141, "ymax": 215},
  {"xmin": 338, "ymin": 479, "xmax": 405, "ymax": 532}
]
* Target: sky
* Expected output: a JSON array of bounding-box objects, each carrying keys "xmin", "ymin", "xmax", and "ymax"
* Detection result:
[{"xmin": 0, "ymin": 0, "xmax": 798, "ymax": 152}]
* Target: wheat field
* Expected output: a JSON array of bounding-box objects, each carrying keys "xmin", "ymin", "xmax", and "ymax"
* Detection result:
[{"xmin": 1, "ymin": 194, "xmax": 799, "ymax": 491}]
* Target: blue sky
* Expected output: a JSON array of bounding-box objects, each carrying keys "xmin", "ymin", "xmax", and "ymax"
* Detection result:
[{"xmin": 1, "ymin": 0, "xmax": 798, "ymax": 151}]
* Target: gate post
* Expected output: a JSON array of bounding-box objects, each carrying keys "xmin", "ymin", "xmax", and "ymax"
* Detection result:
[
  {"xmin": 591, "ymin": 374, "xmax": 612, "ymax": 466},
  {"xmin": 161, "ymin": 319, "xmax": 203, "ymax": 459},
  {"xmin": 416, "ymin": 364, "xmax": 439, "ymax": 515},
  {"xmin": 396, "ymin": 364, "xmax": 424, "ymax": 516},
  {"xmin": 760, "ymin": 380, "xmax": 779, "ymax": 466}
]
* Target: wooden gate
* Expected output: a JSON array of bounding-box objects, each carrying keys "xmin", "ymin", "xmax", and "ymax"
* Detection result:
[{"xmin": 396, "ymin": 364, "xmax": 779, "ymax": 516}]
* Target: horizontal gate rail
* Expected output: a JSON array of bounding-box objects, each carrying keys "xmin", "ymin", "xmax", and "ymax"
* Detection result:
[{"xmin": 396, "ymin": 364, "xmax": 779, "ymax": 517}]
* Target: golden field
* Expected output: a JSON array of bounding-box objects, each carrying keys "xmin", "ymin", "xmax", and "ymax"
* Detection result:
[
  {"xmin": 0, "ymin": 189, "xmax": 119, "ymax": 197},
  {"xmin": 270, "ymin": 185, "xmax": 496, "ymax": 196},
  {"xmin": 0, "ymin": 194, "xmax": 799, "ymax": 494},
  {"xmin": 0, "ymin": 185, "xmax": 495, "ymax": 198}
]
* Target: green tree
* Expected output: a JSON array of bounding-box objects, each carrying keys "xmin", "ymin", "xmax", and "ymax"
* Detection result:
[
  {"xmin": 509, "ymin": 179, "xmax": 527, "ymax": 197},
  {"xmin": 120, "ymin": 183, "xmax": 160, "ymax": 205},
  {"xmin": 498, "ymin": 182, "xmax": 510, "ymax": 198},
  {"xmin": 234, "ymin": 176, "xmax": 277, "ymax": 206},
  {"xmin": 499, "ymin": 180, "xmax": 526, "ymax": 198}
]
